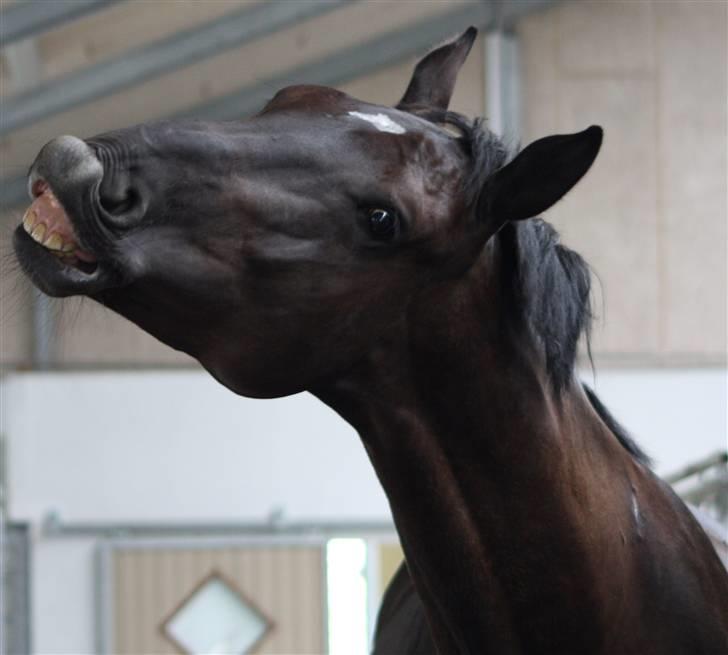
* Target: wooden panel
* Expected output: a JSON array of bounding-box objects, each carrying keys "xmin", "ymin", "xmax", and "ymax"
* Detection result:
[
  {"xmin": 113, "ymin": 544, "xmax": 325, "ymax": 655},
  {"xmin": 518, "ymin": 7, "xmax": 558, "ymax": 139},
  {"xmin": 377, "ymin": 543, "xmax": 404, "ymax": 600},
  {"xmin": 555, "ymin": 1, "xmax": 654, "ymax": 75},
  {"xmin": 655, "ymin": 1, "xmax": 727, "ymax": 356},
  {"xmin": 520, "ymin": 3, "xmax": 659, "ymax": 355},
  {"xmin": 548, "ymin": 76, "xmax": 659, "ymax": 355},
  {"xmin": 518, "ymin": 1, "xmax": 725, "ymax": 362}
]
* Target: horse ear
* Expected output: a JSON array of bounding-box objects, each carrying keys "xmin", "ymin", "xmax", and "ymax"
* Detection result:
[
  {"xmin": 398, "ymin": 27, "xmax": 477, "ymax": 111},
  {"xmin": 480, "ymin": 126, "xmax": 603, "ymax": 226}
]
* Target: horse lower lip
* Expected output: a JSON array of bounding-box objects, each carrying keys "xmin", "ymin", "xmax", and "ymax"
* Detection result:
[{"xmin": 13, "ymin": 226, "xmax": 112, "ymax": 297}]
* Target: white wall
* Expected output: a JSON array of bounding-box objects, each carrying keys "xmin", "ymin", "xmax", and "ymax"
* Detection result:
[
  {"xmin": 3, "ymin": 371, "xmax": 390, "ymax": 524},
  {"xmin": 584, "ymin": 367, "xmax": 727, "ymax": 475},
  {"xmin": 4, "ymin": 368, "xmax": 724, "ymax": 525},
  {"xmin": 30, "ymin": 539, "xmax": 97, "ymax": 655},
  {"xmin": 2, "ymin": 367, "xmax": 725, "ymax": 654}
]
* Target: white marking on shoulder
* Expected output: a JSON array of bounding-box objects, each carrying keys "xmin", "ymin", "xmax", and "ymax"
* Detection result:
[
  {"xmin": 348, "ymin": 111, "xmax": 406, "ymax": 134},
  {"xmin": 630, "ymin": 490, "xmax": 645, "ymax": 538},
  {"xmin": 631, "ymin": 493, "xmax": 640, "ymax": 522}
]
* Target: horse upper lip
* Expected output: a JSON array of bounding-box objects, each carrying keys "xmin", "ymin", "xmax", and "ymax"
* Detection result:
[
  {"xmin": 14, "ymin": 134, "xmax": 132, "ymax": 296},
  {"xmin": 21, "ymin": 179, "xmax": 98, "ymax": 263}
]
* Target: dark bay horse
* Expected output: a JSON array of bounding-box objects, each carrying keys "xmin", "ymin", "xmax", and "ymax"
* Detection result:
[{"xmin": 14, "ymin": 27, "xmax": 728, "ymax": 655}]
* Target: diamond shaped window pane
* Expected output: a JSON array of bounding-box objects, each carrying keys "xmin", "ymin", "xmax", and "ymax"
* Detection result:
[{"xmin": 162, "ymin": 573, "xmax": 272, "ymax": 655}]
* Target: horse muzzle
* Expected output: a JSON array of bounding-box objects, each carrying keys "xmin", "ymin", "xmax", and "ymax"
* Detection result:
[{"xmin": 13, "ymin": 135, "xmax": 125, "ymax": 297}]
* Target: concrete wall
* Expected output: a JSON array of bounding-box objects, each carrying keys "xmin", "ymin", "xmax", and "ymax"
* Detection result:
[{"xmin": 518, "ymin": 1, "xmax": 727, "ymax": 362}]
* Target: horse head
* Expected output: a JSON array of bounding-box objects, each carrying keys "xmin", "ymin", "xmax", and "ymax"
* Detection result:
[{"xmin": 14, "ymin": 27, "xmax": 601, "ymax": 398}]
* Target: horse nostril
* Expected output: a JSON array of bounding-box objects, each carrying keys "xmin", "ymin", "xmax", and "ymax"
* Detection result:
[
  {"xmin": 31, "ymin": 178, "xmax": 49, "ymax": 198},
  {"xmin": 99, "ymin": 186, "xmax": 140, "ymax": 218}
]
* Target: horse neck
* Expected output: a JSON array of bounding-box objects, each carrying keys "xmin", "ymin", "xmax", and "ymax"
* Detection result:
[{"xmin": 315, "ymin": 236, "xmax": 638, "ymax": 653}]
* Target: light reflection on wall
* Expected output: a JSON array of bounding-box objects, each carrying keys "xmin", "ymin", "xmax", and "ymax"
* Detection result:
[{"xmin": 326, "ymin": 538, "xmax": 368, "ymax": 655}]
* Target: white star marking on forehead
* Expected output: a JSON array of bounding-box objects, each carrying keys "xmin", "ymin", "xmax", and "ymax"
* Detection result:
[{"xmin": 348, "ymin": 111, "xmax": 406, "ymax": 135}]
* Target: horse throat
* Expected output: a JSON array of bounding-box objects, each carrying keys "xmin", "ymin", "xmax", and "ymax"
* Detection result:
[{"xmin": 313, "ymin": 244, "xmax": 632, "ymax": 654}]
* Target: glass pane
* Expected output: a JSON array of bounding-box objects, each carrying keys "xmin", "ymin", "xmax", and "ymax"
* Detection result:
[{"xmin": 163, "ymin": 575, "xmax": 270, "ymax": 655}]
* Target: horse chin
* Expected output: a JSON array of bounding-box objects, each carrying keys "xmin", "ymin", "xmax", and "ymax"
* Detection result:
[
  {"xmin": 198, "ymin": 357, "xmax": 309, "ymax": 400},
  {"xmin": 13, "ymin": 226, "xmax": 121, "ymax": 297},
  {"xmin": 208, "ymin": 371, "xmax": 307, "ymax": 400}
]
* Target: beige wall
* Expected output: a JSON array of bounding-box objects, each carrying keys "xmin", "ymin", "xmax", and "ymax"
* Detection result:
[
  {"xmin": 377, "ymin": 543, "xmax": 404, "ymax": 605},
  {"xmin": 518, "ymin": 1, "xmax": 726, "ymax": 363}
]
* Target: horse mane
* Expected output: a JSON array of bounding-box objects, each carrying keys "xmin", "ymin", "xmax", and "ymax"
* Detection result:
[
  {"xmin": 430, "ymin": 110, "xmax": 591, "ymax": 390},
  {"xmin": 501, "ymin": 218, "xmax": 592, "ymax": 393},
  {"xmin": 423, "ymin": 109, "xmax": 651, "ymax": 465},
  {"xmin": 582, "ymin": 383, "xmax": 651, "ymax": 464}
]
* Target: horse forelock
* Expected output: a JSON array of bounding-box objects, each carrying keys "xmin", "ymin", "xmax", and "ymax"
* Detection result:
[{"xmin": 414, "ymin": 108, "xmax": 510, "ymax": 205}]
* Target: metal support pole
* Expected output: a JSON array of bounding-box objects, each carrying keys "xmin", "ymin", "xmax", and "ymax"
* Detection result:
[
  {"xmin": 3, "ymin": 38, "xmax": 55, "ymax": 367},
  {"xmin": 31, "ymin": 296, "xmax": 54, "ymax": 368},
  {"xmin": 485, "ymin": 28, "xmax": 521, "ymax": 142}
]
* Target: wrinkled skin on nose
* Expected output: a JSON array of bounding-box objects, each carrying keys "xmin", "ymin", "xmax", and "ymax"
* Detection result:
[{"xmin": 14, "ymin": 78, "xmax": 475, "ymax": 397}]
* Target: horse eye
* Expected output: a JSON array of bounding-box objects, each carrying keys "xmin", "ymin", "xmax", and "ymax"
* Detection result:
[{"xmin": 368, "ymin": 208, "xmax": 398, "ymax": 239}]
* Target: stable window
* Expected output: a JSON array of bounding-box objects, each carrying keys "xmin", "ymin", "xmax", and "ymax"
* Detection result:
[{"xmin": 161, "ymin": 572, "xmax": 272, "ymax": 655}]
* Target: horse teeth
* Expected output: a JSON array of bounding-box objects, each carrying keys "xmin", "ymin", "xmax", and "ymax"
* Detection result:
[
  {"xmin": 22, "ymin": 209, "xmax": 37, "ymax": 232},
  {"xmin": 30, "ymin": 223, "xmax": 47, "ymax": 243},
  {"xmin": 43, "ymin": 233, "xmax": 63, "ymax": 251},
  {"xmin": 61, "ymin": 241, "xmax": 76, "ymax": 252}
]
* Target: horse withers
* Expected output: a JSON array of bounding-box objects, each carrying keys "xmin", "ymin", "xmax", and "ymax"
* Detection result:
[{"xmin": 15, "ymin": 27, "xmax": 728, "ymax": 655}]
